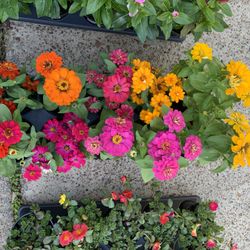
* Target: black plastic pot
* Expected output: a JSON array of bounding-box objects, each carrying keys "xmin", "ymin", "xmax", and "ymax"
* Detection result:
[{"xmin": 18, "ymin": 6, "xmax": 184, "ymax": 43}]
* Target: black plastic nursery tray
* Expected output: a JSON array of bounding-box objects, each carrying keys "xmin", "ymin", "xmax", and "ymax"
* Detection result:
[{"xmin": 18, "ymin": 6, "xmax": 184, "ymax": 43}]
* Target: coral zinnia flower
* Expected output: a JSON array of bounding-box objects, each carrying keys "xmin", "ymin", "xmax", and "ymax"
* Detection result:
[
  {"xmin": 36, "ymin": 51, "xmax": 63, "ymax": 77},
  {"xmin": 44, "ymin": 67, "xmax": 82, "ymax": 106},
  {"xmin": 169, "ymin": 86, "xmax": 185, "ymax": 103},
  {"xmin": 0, "ymin": 61, "xmax": 19, "ymax": 80},
  {"xmin": 72, "ymin": 121, "xmax": 89, "ymax": 142},
  {"xmin": 72, "ymin": 224, "xmax": 88, "ymax": 241},
  {"xmin": 160, "ymin": 212, "xmax": 170, "ymax": 225},
  {"xmin": 22, "ymin": 75, "xmax": 40, "ymax": 92},
  {"xmin": 191, "ymin": 43, "xmax": 213, "ymax": 63},
  {"xmin": 0, "ymin": 99, "xmax": 16, "ymax": 114},
  {"xmin": 132, "ymin": 67, "xmax": 155, "ymax": 94},
  {"xmin": 0, "ymin": 141, "xmax": 8, "ymax": 159},
  {"xmin": 59, "ymin": 231, "xmax": 73, "ymax": 247},
  {"xmin": 23, "ymin": 164, "xmax": 42, "ymax": 181},
  {"xmin": 0, "ymin": 120, "xmax": 22, "ymax": 146},
  {"xmin": 103, "ymin": 74, "xmax": 130, "ymax": 103}
]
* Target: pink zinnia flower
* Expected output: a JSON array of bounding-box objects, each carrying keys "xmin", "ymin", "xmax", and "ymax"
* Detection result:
[
  {"xmin": 115, "ymin": 66, "xmax": 133, "ymax": 82},
  {"xmin": 104, "ymin": 117, "xmax": 133, "ymax": 131},
  {"xmin": 0, "ymin": 120, "xmax": 22, "ymax": 146},
  {"xmin": 23, "ymin": 164, "xmax": 42, "ymax": 181},
  {"xmin": 85, "ymin": 97, "xmax": 101, "ymax": 113},
  {"xmin": 56, "ymin": 141, "xmax": 78, "ymax": 159},
  {"xmin": 59, "ymin": 231, "xmax": 73, "ymax": 247},
  {"xmin": 109, "ymin": 49, "xmax": 128, "ymax": 65},
  {"xmin": 72, "ymin": 122, "xmax": 89, "ymax": 142},
  {"xmin": 183, "ymin": 135, "xmax": 202, "ymax": 161},
  {"xmin": 32, "ymin": 145, "xmax": 49, "ymax": 163},
  {"xmin": 105, "ymin": 98, "xmax": 120, "ymax": 110},
  {"xmin": 93, "ymin": 73, "xmax": 107, "ymax": 88},
  {"xmin": 72, "ymin": 224, "xmax": 88, "ymax": 241},
  {"xmin": 57, "ymin": 162, "xmax": 72, "ymax": 173},
  {"xmin": 135, "ymin": 0, "xmax": 145, "ymax": 3},
  {"xmin": 100, "ymin": 127, "xmax": 134, "ymax": 157},
  {"xmin": 206, "ymin": 239, "xmax": 217, "ymax": 249},
  {"xmin": 153, "ymin": 158, "xmax": 179, "ymax": 181},
  {"xmin": 209, "ymin": 201, "xmax": 218, "ymax": 212},
  {"xmin": 115, "ymin": 104, "xmax": 134, "ymax": 120},
  {"xmin": 43, "ymin": 119, "xmax": 60, "ymax": 142},
  {"xmin": 84, "ymin": 136, "xmax": 102, "ymax": 155},
  {"xmin": 68, "ymin": 152, "xmax": 86, "ymax": 168},
  {"xmin": 163, "ymin": 110, "xmax": 186, "ymax": 133},
  {"xmin": 148, "ymin": 131, "xmax": 181, "ymax": 161},
  {"xmin": 86, "ymin": 70, "xmax": 98, "ymax": 83},
  {"xmin": 63, "ymin": 113, "xmax": 82, "ymax": 128},
  {"xmin": 103, "ymin": 74, "xmax": 130, "ymax": 103}
]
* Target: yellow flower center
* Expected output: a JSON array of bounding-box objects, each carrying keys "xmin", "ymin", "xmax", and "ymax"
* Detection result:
[
  {"xmin": 164, "ymin": 167, "xmax": 172, "ymax": 177},
  {"xmin": 229, "ymin": 75, "xmax": 241, "ymax": 88},
  {"xmin": 64, "ymin": 145, "xmax": 70, "ymax": 151},
  {"xmin": 113, "ymin": 84, "xmax": 121, "ymax": 93},
  {"xmin": 91, "ymin": 142, "xmax": 99, "ymax": 149},
  {"xmin": 79, "ymin": 130, "xmax": 84, "ymax": 135},
  {"xmin": 191, "ymin": 144, "xmax": 198, "ymax": 153},
  {"xmin": 112, "ymin": 134, "xmax": 123, "ymax": 145},
  {"xmin": 116, "ymin": 117, "xmax": 125, "ymax": 125},
  {"xmin": 57, "ymin": 80, "xmax": 70, "ymax": 91},
  {"xmin": 161, "ymin": 142, "xmax": 170, "ymax": 150},
  {"xmin": 173, "ymin": 117, "xmax": 180, "ymax": 125},
  {"xmin": 4, "ymin": 128, "xmax": 13, "ymax": 138}
]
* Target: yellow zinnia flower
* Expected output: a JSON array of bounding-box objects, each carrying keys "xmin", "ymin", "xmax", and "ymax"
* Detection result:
[
  {"xmin": 131, "ymin": 92, "xmax": 144, "ymax": 105},
  {"xmin": 224, "ymin": 112, "xmax": 250, "ymax": 134},
  {"xmin": 59, "ymin": 194, "xmax": 67, "ymax": 205},
  {"xmin": 169, "ymin": 86, "xmax": 185, "ymax": 103},
  {"xmin": 191, "ymin": 43, "xmax": 213, "ymax": 63},
  {"xmin": 231, "ymin": 132, "xmax": 250, "ymax": 168},
  {"xmin": 164, "ymin": 73, "xmax": 179, "ymax": 87},
  {"xmin": 132, "ymin": 59, "xmax": 151, "ymax": 71},
  {"xmin": 150, "ymin": 77, "xmax": 168, "ymax": 95},
  {"xmin": 150, "ymin": 93, "xmax": 171, "ymax": 110},
  {"xmin": 132, "ymin": 67, "xmax": 155, "ymax": 94},
  {"xmin": 140, "ymin": 110, "xmax": 155, "ymax": 124}
]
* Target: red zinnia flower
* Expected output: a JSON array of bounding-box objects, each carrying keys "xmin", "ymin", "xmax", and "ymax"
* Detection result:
[
  {"xmin": 0, "ymin": 99, "xmax": 16, "ymax": 114},
  {"xmin": 93, "ymin": 73, "xmax": 107, "ymax": 88},
  {"xmin": 72, "ymin": 121, "xmax": 89, "ymax": 142},
  {"xmin": 86, "ymin": 70, "xmax": 98, "ymax": 83},
  {"xmin": 209, "ymin": 201, "xmax": 218, "ymax": 212},
  {"xmin": 22, "ymin": 75, "xmax": 39, "ymax": 92},
  {"xmin": 0, "ymin": 120, "xmax": 22, "ymax": 146},
  {"xmin": 59, "ymin": 230, "xmax": 73, "ymax": 247},
  {"xmin": 0, "ymin": 141, "xmax": 8, "ymax": 159},
  {"xmin": 72, "ymin": 224, "xmax": 88, "ymax": 241},
  {"xmin": 115, "ymin": 105, "xmax": 134, "ymax": 120},
  {"xmin": 23, "ymin": 164, "xmax": 42, "ymax": 181},
  {"xmin": 122, "ymin": 190, "xmax": 133, "ymax": 199},
  {"xmin": 152, "ymin": 241, "xmax": 161, "ymax": 250},
  {"xmin": 160, "ymin": 212, "xmax": 170, "ymax": 225},
  {"xmin": 111, "ymin": 192, "xmax": 119, "ymax": 201},
  {"xmin": 0, "ymin": 61, "xmax": 19, "ymax": 80}
]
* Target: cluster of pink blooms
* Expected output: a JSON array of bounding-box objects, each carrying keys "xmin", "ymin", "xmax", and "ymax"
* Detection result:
[{"xmin": 149, "ymin": 109, "xmax": 202, "ymax": 181}]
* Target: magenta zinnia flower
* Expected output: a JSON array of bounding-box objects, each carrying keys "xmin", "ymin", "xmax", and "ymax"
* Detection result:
[
  {"xmin": 23, "ymin": 164, "xmax": 42, "ymax": 181},
  {"xmin": 86, "ymin": 70, "xmax": 98, "ymax": 83},
  {"xmin": 57, "ymin": 163, "xmax": 72, "ymax": 173},
  {"xmin": 56, "ymin": 141, "xmax": 78, "ymax": 159},
  {"xmin": 0, "ymin": 120, "xmax": 22, "ymax": 146},
  {"xmin": 43, "ymin": 119, "xmax": 60, "ymax": 142},
  {"xmin": 85, "ymin": 97, "xmax": 101, "ymax": 113},
  {"xmin": 103, "ymin": 74, "xmax": 130, "ymax": 103},
  {"xmin": 72, "ymin": 122, "xmax": 89, "ymax": 142},
  {"xmin": 100, "ymin": 128, "xmax": 134, "ymax": 157},
  {"xmin": 115, "ymin": 66, "xmax": 133, "ymax": 82},
  {"xmin": 32, "ymin": 145, "xmax": 49, "ymax": 163},
  {"xmin": 104, "ymin": 117, "xmax": 133, "ymax": 131},
  {"xmin": 153, "ymin": 158, "xmax": 179, "ymax": 181},
  {"xmin": 68, "ymin": 152, "xmax": 86, "ymax": 168},
  {"xmin": 84, "ymin": 136, "xmax": 102, "ymax": 155},
  {"xmin": 115, "ymin": 104, "xmax": 134, "ymax": 120},
  {"xmin": 183, "ymin": 135, "xmax": 202, "ymax": 161},
  {"xmin": 163, "ymin": 109, "xmax": 186, "ymax": 133},
  {"xmin": 93, "ymin": 73, "xmax": 107, "ymax": 88},
  {"xmin": 105, "ymin": 98, "xmax": 120, "ymax": 110},
  {"xmin": 148, "ymin": 131, "xmax": 181, "ymax": 161},
  {"xmin": 109, "ymin": 49, "xmax": 128, "ymax": 65},
  {"xmin": 63, "ymin": 113, "xmax": 82, "ymax": 128},
  {"xmin": 56, "ymin": 127, "xmax": 72, "ymax": 142}
]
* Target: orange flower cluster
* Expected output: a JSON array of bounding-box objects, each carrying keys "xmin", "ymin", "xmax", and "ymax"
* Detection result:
[
  {"xmin": 131, "ymin": 59, "xmax": 185, "ymax": 124},
  {"xmin": 0, "ymin": 61, "xmax": 19, "ymax": 80},
  {"xmin": 36, "ymin": 52, "xmax": 82, "ymax": 106}
]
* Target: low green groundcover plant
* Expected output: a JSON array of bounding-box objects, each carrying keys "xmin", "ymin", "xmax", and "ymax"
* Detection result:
[
  {"xmin": 6, "ymin": 178, "xmax": 225, "ymax": 250},
  {"xmin": 0, "ymin": 0, "xmax": 232, "ymax": 42}
]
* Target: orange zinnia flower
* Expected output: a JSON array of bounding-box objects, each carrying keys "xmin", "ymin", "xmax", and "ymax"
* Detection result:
[
  {"xmin": 169, "ymin": 86, "xmax": 185, "ymax": 103},
  {"xmin": 22, "ymin": 75, "xmax": 40, "ymax": 92},
  {"xmin": 44, "ymin": 67, "xmax": 82, "ymax": 106},
  {"xmin": 0, "ymin": 61, "xmax": 19, "ymax": 80},
  {"xmin": 36, "ymin": 51, "xmax": 63, "ymax": 77}
]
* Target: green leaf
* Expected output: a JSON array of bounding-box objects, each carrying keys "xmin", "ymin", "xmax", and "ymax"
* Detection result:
[
  {"xmin": 178, "ymin": 157, "xmax": 189, "ymax": 168},
  {"xmin": 0, "ymin": 104, "xmax": 12, "ymax": 122},
  {"xmin": 150, "ymin": 117, "xmax": 165, "ymax": 130},
  {"xmin": 141, "ymin": 168, "xmax": 154, "ymax": 183},
  {"xmin": 203, "ymin": 7, "xmax": 215, "ymax": 23},
  {"xmin": 101, "ymin": 198, "xmax": 115, "ymax": 208},
  {"xmin": 58, "ymin": 0, "xmax": 68, "ymax": 9},
  {"xmin": 212, "ymin": 160, "xmax": 229, "ymax": 173},
  {"xmin": 173, "ymin": 13, "xmax": 194, "ymax": 25},
  {"xmin": 161, "ymin": 104, "xmax": 170, "ymax": 116},
  {"xmin": 101, "ymin": 7, "xmax": 112, "ymax": 29},
  {"xmin": 0, "ymin": 158, "xmax": 16, "ymax": 177},
  {"xmin": 136, "ymin": 155, "xmax": 153, "ymax": 169},
  {"xmin": 34, "ymin": 0, "xmax": 52, "ymax": 17},
  {"xmin": 199, "ymin": 147, "xmax": 221, "ymax": 161},
  {"xmin": 134, "ymin": 17, "xmax": 148, "ymax": 43},
  {"xmin": 219, "ymin": 3, "xmax": 233, "ymax": 17},
  {"xmin": 87, "ymin": 88, "xmax": 104, "ymax": 97},
  {"xmin": 104, "ymin": 59, "xmax": 117, "ymax": 72},
  {"xmin": 206, "ymin": 135, "xmax": 231, "ymax": 153},
  {"xmin": 43, "ymin": 95, "xmax": 58, "ymax": 111},
  {"xmin": 86, "ymin": 0, "xmax": 107, "ymax": 15},
  {"xmin": 68, "ymin": 1, "xmax": 82, "ymax": 14},
  {"xmin": 143, "ymin": 1, "xmax": 156, "ymax": 16},
  {"xmin": 160, "ymin": 22, "xmax": 172, "ymax": 40},
  {"xmin": 204, "ymin": 121, "xmax": 226, "ymax": 136},
  {"xmin": 189, "ymin": 73, "xmax": 210, "ymax": 92}
]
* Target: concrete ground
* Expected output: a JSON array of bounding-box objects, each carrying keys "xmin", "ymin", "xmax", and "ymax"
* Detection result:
[{"xmin": 0, "ymin": 0, "xmax": 250, "ymax": 249}]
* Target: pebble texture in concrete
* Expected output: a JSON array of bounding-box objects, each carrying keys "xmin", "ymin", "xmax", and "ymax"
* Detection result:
[{"xmin": 0, "ymin": 0, "xmax": 250, "ymax": 249}]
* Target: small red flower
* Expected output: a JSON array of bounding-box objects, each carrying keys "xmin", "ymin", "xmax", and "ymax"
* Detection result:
[
  {"xmin": 22, "ymin": 75, "xmax": 39, "ymax": 92},
  {"xmin": 122, "ymin": 190, "xmax": 133, "ymax": 199},
  {"xmin": 0, "ymin": 141, "xmax": 8, "ymax": 159},
  {"xmin": 0, "ymin": 120, "xmax": 22, "ymax": 146},
  {"xmin": 152, "ymin": 241, "xmax": 161, "ymax": 250},
  {"xmin": 120, "ymin": 175, "xmax": 127, "ymax": 184},
  {"xmin": 218, "ymin": 0, "xmax": 229, "ymax": 3},
  {"xmin": 119, "ymin": 194, "xmax": 128, "ymax": 206},
  {"xmin": 72, "ymin": 224, "xmax": 88, "ymax": 241},
  {"xmin": 206, "ymin": 239, "xmax": 217, "ymax": 249},
  {"xmin": 231, "ymin": 243, "xmax": 238, "ymax": 250},
  {"xmin": 209, "ymin": 201, "xmax": 218, "ymax": 212},
  {"xmin": 160, "ymin": 212, "xmax": 169, "ymax": 225},
  {"xmin": 0, "ymin": 61, "xmax": 19, "ymax": 80},
  {"xmin": 111, "ymin": 192, "xmax": 119, "ymax": 201},
  {"xmin": 59, "ymin": 230, "xmax": 73, "ymax": 247},
  {"xmin": 0, "ymin": 88, "xmax": 5, "ymax": 97},
  {"xmin": 0, "ymin": 99, "xmax": 16, "ymax": 114},
  {"xmin": 23, "ymin": 164, "xmax": 42, "ymax": 181}
]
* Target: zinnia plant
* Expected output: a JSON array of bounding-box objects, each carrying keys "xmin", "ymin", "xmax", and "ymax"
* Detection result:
[{"xmin": 0, "ymin": 43, "xmax": 249, "ymax": 183}]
